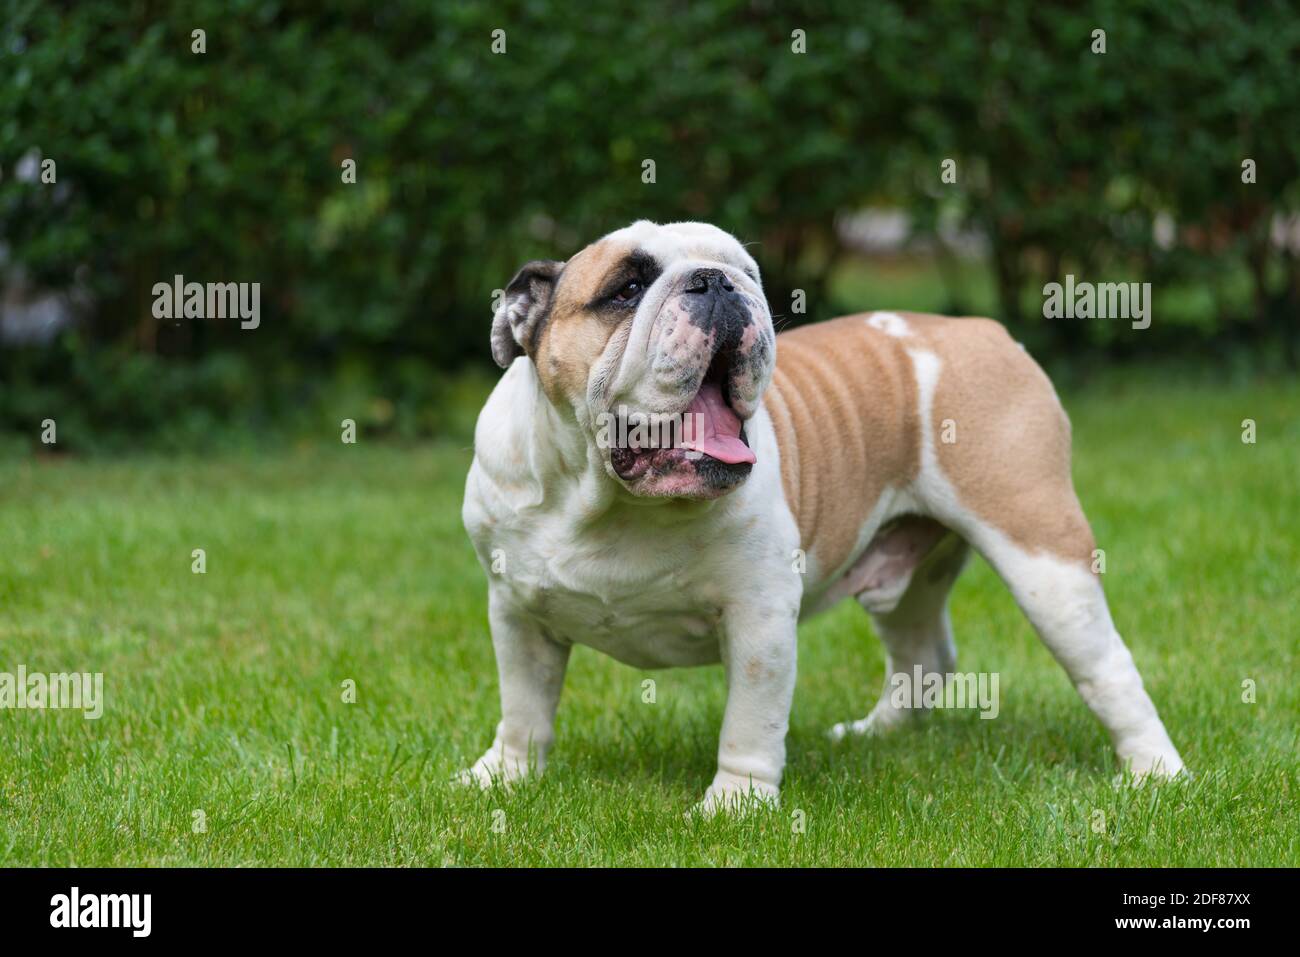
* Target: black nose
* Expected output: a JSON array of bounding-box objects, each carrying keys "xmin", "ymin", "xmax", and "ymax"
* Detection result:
[
  {"xmin": 684, "ymin": 268, "xmax": 735, "ymax": 295},
  {"xmin": 681, "ymin": 267, "xmax": 751, "ymax": 356}
]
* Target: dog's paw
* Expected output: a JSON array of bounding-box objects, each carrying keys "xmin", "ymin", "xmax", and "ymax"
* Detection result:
[
  {"xmin": 1114, "ymin": 736, "xmax": 1186, "ymax": 782},
  {"xmin": 451, "ymin": 748, "xmax": 538, "ymax": 791},
  {"xmin": 1111, "ymin": 748, "xmax": 1188, "ymax": 788},
  {"xmin": 828, "ymin": 702, "xmax": 914, "ymax": 742},
  {"xmin": 690, "ymin": 772, "xmax": 779, "ymax": 818}
]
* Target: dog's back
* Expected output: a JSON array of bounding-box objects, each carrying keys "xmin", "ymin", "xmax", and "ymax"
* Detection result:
[{"xmin": 767, "ymin": 311, "xmax": 1093, "ymax": 583}]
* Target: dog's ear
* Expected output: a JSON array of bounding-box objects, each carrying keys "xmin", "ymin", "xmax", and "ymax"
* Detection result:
[{"xmin": 491, "ymin": 259, "xmax": 564, "ymax": 369}]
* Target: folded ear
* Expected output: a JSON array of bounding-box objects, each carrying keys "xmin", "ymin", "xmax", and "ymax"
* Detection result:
[{"xmin": 491, "ymin": 259, "xmax": 564, "ymax": 369}]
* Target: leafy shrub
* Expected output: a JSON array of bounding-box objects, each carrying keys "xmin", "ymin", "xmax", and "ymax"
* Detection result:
[{"xmin": 2, "ymin": 0, "xmax": 1296, "ymax": 448}]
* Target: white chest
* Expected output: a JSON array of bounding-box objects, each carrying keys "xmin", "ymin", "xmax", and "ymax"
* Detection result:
[
  {"xmin": 486, "ymin": 516, "xmax": 736, "ymax": 668},
  {"xmin": 463, "ymin": 381, "xmax": 804, "ymax": 670}
]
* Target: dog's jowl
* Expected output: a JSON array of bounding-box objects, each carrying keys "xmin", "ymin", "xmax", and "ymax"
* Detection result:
[{"xmin": 459, "ymin": 220, "xmax": 1184, "ymax": 814}]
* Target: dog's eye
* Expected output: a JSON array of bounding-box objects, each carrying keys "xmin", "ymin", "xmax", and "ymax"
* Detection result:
[{"xmin": 611, "ymin": 280, "xmax": 642, "ymax": 304}]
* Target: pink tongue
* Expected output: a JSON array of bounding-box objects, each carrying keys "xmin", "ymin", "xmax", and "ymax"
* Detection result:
[{"xmin": 680, "ymin": 382, "xmax": 756, "ymax": 465}]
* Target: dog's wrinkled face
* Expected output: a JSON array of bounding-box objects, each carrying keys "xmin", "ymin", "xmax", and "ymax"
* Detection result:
[{"xmin": 491, "ymin": 221, "xmax": 776, "ymax": 499}]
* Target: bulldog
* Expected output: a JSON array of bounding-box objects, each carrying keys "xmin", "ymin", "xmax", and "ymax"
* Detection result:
[{"xmin": 459, "ymin": 220, "xmax": 1184, "ymax": 813}]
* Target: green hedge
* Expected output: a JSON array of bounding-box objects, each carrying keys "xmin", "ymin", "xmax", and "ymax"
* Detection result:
[{"xmin": 2, "ymin": 0, "xmax": 1297, "ymax": 448}]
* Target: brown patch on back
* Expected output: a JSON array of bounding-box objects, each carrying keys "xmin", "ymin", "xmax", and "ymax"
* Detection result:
[
  {"xmin": 768, "ymin": 310, "xmax": 1096, "ymax": 573},
  {"xmin": 903, "ymin": 313, "xmax": 1097, "ymax": 564},
  {"xmin": 766, "ymin": 315, "xmax": 922, "ymax": 575}
]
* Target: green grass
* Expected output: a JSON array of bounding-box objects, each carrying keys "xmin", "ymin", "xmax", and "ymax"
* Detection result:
[{"xmin": 1, "ymin": 376, "xmax": 1297, "ymax": 867}]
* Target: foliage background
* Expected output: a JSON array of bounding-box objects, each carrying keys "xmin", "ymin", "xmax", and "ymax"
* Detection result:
[
  {"xmin": 1, "ymin": 1, "xmax": 1297, "ymax": 870},
  {"xmin": 2, "ymin": 0, "xmax": 1298, "ymax": 452}
]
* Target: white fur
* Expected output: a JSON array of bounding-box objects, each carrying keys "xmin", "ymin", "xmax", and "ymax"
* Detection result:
[
  {"xmin": 865, "ymin": 311, "xmax": 912, "ymax": 337},
  {"xmin": 460, "ymin": 225, "xmax": 1183, "ymax": 814},
  {"xmin": 463, "ymin": 360, "xmax": 803, "ymax": 811},
  {"xmin": 462, "ymin": 223, "xmax": 801, "ymax": 814}
]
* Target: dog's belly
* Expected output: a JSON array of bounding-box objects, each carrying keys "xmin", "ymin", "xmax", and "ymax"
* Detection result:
[{"xmin": 532, "ymin": 588, "xmax": 723, "ymax": 668}]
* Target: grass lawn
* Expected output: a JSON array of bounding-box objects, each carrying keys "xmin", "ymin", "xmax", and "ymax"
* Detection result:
[{"xmin": 1, "ymin": 375, "xmax": 1297, "ymax": 867}]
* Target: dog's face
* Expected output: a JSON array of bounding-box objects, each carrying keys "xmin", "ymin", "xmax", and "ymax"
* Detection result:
[{"xmin": 492, "ymin": 221, "xmax": 776, "ymax": 499}]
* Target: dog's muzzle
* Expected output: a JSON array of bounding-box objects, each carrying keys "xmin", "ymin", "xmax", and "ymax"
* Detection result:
[{"xmin": 604, "ymin": 266, "xmax": 773, "ymax": 498}]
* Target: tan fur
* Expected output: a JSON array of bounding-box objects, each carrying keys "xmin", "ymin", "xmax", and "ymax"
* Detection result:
[
  {"xmin": 530, "ymin": 236, "xmax": 1094, "ymax": 569},
  {"xmin": 766, "ymin": 315, "xmax": 921, "ymax": 575},
  {"xmin": 466, "ymin": 225, "xmax": 1185, "ymax": 799},
  {"xmin": 768, "ymin": 312, "xmax": 1094, "ymax": 573},
  {"xmin": 914, "ymin": 314, "xmax": 1097, "ymax": 564},
  {"xmin": 532, "ymin": 238, "xmax": 634, "ymax": 408}
]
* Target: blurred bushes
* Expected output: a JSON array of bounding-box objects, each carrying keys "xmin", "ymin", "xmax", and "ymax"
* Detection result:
[{"xmin": 1, "ymin": 0, "xmax": 1297, "ymax": 449}]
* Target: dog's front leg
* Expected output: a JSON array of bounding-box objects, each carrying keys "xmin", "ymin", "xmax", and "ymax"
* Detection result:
[
  {"xmin": 696, "ymin": 604, "xmax": 798, "ymax": 816},
  {"xmin": 456, "ymin": 592, "xmax": 570, "ymax": 789}
]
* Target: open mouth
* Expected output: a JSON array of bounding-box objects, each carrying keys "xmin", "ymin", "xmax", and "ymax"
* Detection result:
[{"xmin": 608, "ymin": 356, "xmax": 754, "ymax": 482}]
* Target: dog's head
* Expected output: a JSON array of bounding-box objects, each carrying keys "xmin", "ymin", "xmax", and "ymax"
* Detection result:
[{"xmin": 491, "ymin": 221, "xmax": 776, "ymax": 500}]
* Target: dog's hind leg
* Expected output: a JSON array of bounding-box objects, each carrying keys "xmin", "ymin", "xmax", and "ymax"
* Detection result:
[
  {"xmin": 908, "ymin": 322, "xmax": 1184, "ymax": 779},
  {"xmin": 963, "ymin": 522, "xmax": 1185, "ymax": 779},
  {"xmin": 829, "ymin": 520, "xmax": 970, "ymax": 740}
]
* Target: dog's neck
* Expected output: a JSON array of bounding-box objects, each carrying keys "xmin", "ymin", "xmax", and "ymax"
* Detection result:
[
  {"xmin": 522, "ymin": 360, "xmax": 590, "ymax": 478},
  {"xmin": 487, "ymin": 359, "xmax": 611, "ymax": 520}
]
